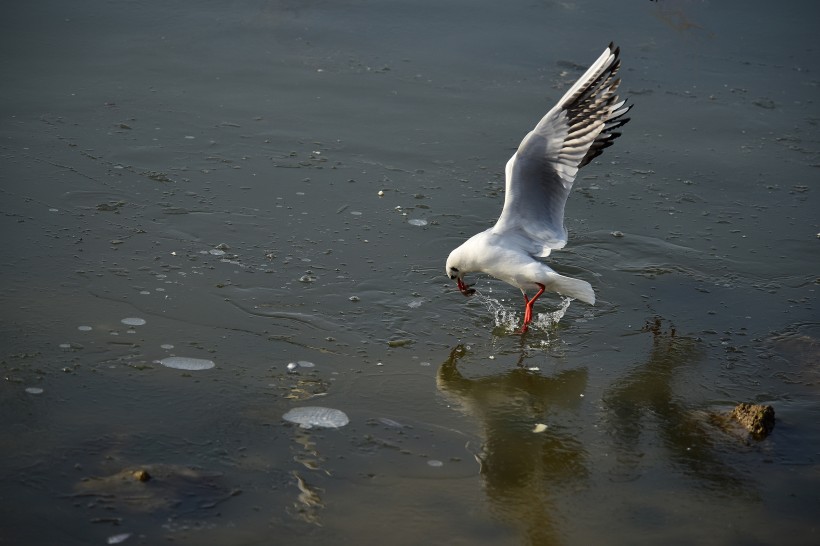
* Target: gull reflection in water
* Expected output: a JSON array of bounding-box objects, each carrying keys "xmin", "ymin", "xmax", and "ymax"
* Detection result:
[
  {"xmin": 602, "ymin": 318, "xmax": 756, "ymax": 498},
  {"xmin": 437, "ymin": 344, "xmax": 588, "ymax": 545},
  {"xmin": 437, "ymin": 318, "xmax": 757, "ymax": 545}
]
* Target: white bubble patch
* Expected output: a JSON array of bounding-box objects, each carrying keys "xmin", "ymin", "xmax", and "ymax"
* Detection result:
[
  {"xmin": 282, "ymin": 406, "xmax": 349, "ymax": 429},
  {"xmin": 158, "ymin": 356, "xmax": 215, "ymax": 370},
  {"xmin": 121, "ymin": 317, "xmax": 146, "ymax": 326}
]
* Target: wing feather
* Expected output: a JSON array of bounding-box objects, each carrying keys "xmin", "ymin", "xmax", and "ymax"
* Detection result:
[{"xmin": 492, "ymin": 43, "xmax": 632, "ymax": 257}]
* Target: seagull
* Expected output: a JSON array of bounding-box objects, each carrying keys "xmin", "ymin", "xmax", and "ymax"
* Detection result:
[{"xmin": 445, "ymin": 43, "xmax": 631, "ymax": 333}]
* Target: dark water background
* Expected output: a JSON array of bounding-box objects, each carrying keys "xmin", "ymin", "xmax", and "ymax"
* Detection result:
[{"xmin": 1, "ymin": 1, "xmax": 818, "ymax": 544}]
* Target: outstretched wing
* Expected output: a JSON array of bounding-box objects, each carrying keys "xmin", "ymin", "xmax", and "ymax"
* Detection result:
[{"xmin": 492, "ymin": 43, "xmax": 631, "ymax": 257}]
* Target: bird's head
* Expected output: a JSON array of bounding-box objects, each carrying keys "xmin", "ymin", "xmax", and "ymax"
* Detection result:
[{"xmin": 446, "ymin": 248, "xmax": 475, "ymax": 297}]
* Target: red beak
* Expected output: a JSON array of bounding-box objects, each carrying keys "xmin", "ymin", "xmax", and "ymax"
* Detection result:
[{"xmin": 457, "ymin": 277, "xmax": 476, "ymax": 297}]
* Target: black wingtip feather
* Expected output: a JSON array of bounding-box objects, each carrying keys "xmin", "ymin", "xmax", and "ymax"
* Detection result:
[{"xmin": 568, "ymin": 43, "xmax": 631, "ymax": 169}]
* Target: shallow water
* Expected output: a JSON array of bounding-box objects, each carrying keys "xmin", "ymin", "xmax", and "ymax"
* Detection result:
[{"xmin": 1, "ymin": 0, "xmax": 818, "ymax": 544}]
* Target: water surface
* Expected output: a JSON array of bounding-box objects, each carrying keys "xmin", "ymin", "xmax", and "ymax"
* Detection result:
[{"xmin": 1, "ymin": 1, "xmax": 818, "ymax": 544}]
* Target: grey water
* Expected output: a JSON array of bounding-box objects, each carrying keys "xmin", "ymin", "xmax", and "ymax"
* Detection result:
[{"xmin": 1, "ymin": 1, "xmax": 818, "ymax": 544}]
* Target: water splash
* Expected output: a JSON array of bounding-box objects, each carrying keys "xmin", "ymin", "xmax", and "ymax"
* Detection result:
[
  {"xmin": 475, "ymin": 292, "xmax": 573, "ymax": 332},
  {"xmin": 532, "ymin": 296, "xmax": 573, "ymax": 330},
  {"xmin": 475, "ymin": 293, "xmax": 520, "ymax": 331}
]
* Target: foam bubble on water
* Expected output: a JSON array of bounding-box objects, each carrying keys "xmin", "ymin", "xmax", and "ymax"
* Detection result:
[
  {"xmin": 25, "ymin": 387, "xmax": 44, "ymax": 395},
  {"xmin": 158, "ymin": 356, "xmax": 215, "ymax": 370},
  {"xmin": 297, "ymin": 360, "xmax": 315, "ymax": 368},
  {"xmin": 427, "ymin": 459, "xmax": 444, "ymax": 467},
  {"xmin": 107, "ymin": 533, "xmax": 132, "ymax": 545},
  {"xmin": 408, "ymin": 218, "xmax": 427, "ymax": 226},
  {"xmin": 282, "ymin": 406, "xmax": 349, "ymax": 429},
  {"xmin": 121, "ymin": 317, "xmax": 146, "ymax": 326},
  {"xmin": 160, "ymin": 344, "xmax": 174, "ymax": 350},
  {"xmin": 78, "ymin": 325, "xmax": 92, "ymax": 331}
]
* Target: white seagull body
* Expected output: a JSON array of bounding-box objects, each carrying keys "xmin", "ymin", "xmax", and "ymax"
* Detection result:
[{"xmin": 445, "ymin": 43, "xmax": 631, "ymax": 332}]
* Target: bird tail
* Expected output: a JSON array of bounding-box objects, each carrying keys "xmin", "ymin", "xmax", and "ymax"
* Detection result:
[{"xmin": 550, "ymin": 273, "xmax": 596, "ymax": 305}]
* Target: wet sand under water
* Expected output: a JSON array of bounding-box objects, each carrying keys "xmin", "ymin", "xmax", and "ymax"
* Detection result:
[{"xmin": 1, "ymin": 1, "xmax": 818, "ymax": 544}]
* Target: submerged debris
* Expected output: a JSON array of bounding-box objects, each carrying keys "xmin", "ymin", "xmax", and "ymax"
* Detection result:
[
  {"xmin": 97, "ymin": 201, "xmax": 125, "ymax": 212},
  {"xmin": 291, "ymin": 471, "xmax": 323, "ymax": 525},
  {"xmin": 71, "ymin": 464, "xmax": 236, "ymax": 514},
  {"xmin": 731, "ymin": 403, "xmax": 775, "ymax": 439}
]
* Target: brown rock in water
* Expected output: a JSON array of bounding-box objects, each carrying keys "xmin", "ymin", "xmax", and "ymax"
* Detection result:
[
  {"xmin": 132, "ymin": 469, "xmax": 151, "ymax": 482},
  {"xmin": 731, "ymin": 403, "xmax": 775, "ymax": 439}
]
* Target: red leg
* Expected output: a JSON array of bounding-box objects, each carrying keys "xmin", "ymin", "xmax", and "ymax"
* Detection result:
[{"xmin": 521, "ymin": 283, "xmax": 546, "ymax": 328}]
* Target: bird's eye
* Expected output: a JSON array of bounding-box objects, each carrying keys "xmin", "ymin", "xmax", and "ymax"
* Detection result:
[{"xmin": 450, "ymin": 267, "xmax": 459, "ymax": 273}]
